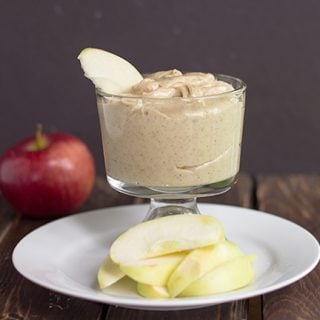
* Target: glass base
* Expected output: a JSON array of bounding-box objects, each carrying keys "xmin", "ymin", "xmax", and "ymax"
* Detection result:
[
  {"xmin": 107, "ymin": 175, "xmax": 236, "ymax": 199},
  {"xmin": 107, "ymin": 175, "xmax": 237, "ymax": 220},
  {"xmin": 145, "ymin": 198, "xmax": 200, "ymax": 220}
]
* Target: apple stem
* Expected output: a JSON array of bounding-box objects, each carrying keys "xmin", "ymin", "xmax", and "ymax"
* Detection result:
[{"xmin": 35, "ymin": 123, "xmax": 48, "ymax": 150}]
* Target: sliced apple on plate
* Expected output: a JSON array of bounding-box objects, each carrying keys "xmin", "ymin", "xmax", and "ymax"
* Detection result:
[
  {"xmin": 180, "ymin": 255, "xmax": 256, "ymax": 297},
  {"xmin": 167, "ymin": 240, "xmax": 244, "ymax": 297},
  {"xmin": 78, "ymin": 48, "xmax": 143, "ymax": 94},
  {"xmin": 97, "ymin": 213, "xmax": 255, "ymax": 298},
  {"xmin": 97, "ymin": 254, "xmax": 125, "ymax": 289},
  {"xmin": 110, "ymin": 214, "xmax": 225, "ymax": 264},
  {"xmin": 120, "ymin": 252, "xmax": 186, "ymax": 286}
]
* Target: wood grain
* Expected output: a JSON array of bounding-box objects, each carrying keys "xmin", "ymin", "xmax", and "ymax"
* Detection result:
[
  {"xmin": 106, "ymin": 302, "xmax": 248, "ymax": 320},
  {"xmin": 0, "ymin": 178, "xmax": 130, "ymax": 320},
  {"xmin": 105, "ymin": 173, "xmax": 255, "ymax": 320},
  {"xmin": 0, "ymin": 193, "xmax": 16, "ymax": 243},
  {"xmin": 256, "ymin": 174, "xmax": 320, "ymax": 320}
]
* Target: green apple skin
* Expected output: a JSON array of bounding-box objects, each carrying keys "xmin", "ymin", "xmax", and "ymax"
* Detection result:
[
  {"xmin": 120, "ymin": 252, "xmax": 186, "ymax": 286},
  {"xmin": 97, "ymin": 255, "xmax": 125, "ymax": 289},
  {"xmin": 180, "ymin": 255, "xmax": 255, "ymax": 297},
  {"xmin": 78, "ymin": 48, "xmax": 143, "ymax": 94},
  {"xmin": 110, "ymin": 214, "xmax": 225, "ymax": 264},
  {"xmin": 137, "ymin": 283, "xmax": 170, "ymax": 299},
  {"xmin": 167, "ymin": 240, "xmax": 244, "ymax": 297}
]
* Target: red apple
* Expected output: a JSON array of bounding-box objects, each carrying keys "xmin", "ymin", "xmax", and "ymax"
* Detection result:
[{"xmin": 0, "ymin": 125, "xmax": 95, "ymax": 218}]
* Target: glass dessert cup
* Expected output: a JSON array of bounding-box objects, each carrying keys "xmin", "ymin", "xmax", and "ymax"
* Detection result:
[{"xmin": 96, "ymin": 74, "xmax": 246, "ymax": 220}]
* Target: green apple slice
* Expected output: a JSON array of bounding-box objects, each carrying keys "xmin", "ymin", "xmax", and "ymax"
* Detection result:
[
  {"xmin": 110, "ymin": 214, "xmax": 225, "ymax": 264},
  {"xmin": 180, "ymin": 255, "xmax": 256, "ymax": 297},
  {"xmin": 97, "ymin": 254, "xmax": 125, "ymax": 289},
  {"xmin": 78, "ymin": 48, "xmax": 143, "ymax": 94},
  {"xmin": 137, "ymin": 283, "xmax": 170, "ymax": 299},
  {"xmin": 120, "ymin": 252, "xmax": 186, "ymax": 286},
  {"xmin": 167, "ymin": 240, "xmax": 244, "ymax": 297}
]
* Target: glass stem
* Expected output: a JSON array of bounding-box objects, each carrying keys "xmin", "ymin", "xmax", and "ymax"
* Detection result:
[{"xmin": 144, "ymin": 198, "xmax": 200, "ymax": 221}]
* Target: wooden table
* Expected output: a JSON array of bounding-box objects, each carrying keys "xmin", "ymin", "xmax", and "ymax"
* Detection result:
[{"xmin": 0, "ymin": 173, "xmax": 319, "ymax": 319}]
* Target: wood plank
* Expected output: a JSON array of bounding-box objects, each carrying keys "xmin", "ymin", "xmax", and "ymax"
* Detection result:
[
  {"xmin": 0, "ymin": 192, "xmax": 16, "ymax": 243},
  {"xmin": 105, "ymin": 173, "xmax": 255, "ymax": 320},
  {"xmin": 0, "ymin": 177, "xmax": 131, "ymax": 320},
  {"xmin": 106, "ymin": 302, "xmax": 249, "ymax": 320},
  {"xmin": 256, "ymin": 174, "xmax": 320, "ymax": 320}
]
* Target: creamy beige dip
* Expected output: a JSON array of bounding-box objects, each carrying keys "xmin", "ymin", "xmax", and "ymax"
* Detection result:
[{"xmin": 97, "ymin": 70, "xmax": 245, "ymax": 187}]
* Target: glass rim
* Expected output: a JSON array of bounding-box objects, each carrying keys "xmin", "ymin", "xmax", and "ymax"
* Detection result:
[{"xmin": 96, "ymin": 73, "xmax": 246, "ymax": 100}]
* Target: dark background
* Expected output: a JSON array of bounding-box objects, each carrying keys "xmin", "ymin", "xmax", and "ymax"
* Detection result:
[{"xmin": 1, "ymin": 0, "xmax": 319, "ymax": 176}]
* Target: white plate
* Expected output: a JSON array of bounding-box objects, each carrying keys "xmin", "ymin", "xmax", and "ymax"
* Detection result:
[{"xmin": 12, "ymin": 204, "xmax": 320, "ymax": 311}]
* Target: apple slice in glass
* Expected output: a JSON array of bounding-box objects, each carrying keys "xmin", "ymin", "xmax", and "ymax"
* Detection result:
[{"xmin": 78, "ymin": 48, "xmax": 143, "ymax": 94}]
